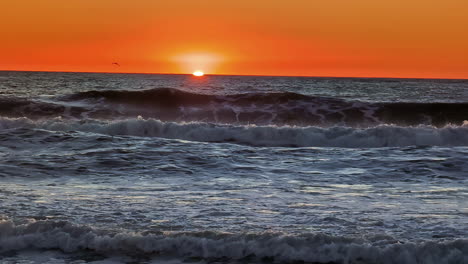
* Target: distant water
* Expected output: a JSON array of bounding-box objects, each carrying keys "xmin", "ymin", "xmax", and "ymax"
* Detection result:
[{"xmin": 0, "ymin": 71, "xmax": 467, "ymax": 264}]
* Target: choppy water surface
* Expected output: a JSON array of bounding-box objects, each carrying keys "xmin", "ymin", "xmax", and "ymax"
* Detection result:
[{"xmin": 0, "ymin": 71, "xmax": 467, "ymax": 264}]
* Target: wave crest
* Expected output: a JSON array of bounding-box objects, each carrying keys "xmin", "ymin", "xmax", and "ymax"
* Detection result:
[
  {"xmin": 2, "ymin": 117, "xmax": 468, "ymax": 148},
  {"xmin": 0, "ymin": 220, "xmax": 466, "ymax": 264}
]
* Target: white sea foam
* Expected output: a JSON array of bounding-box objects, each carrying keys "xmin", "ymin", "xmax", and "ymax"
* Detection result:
[
  {"xmin": 0, "ymin": 220, "xmax": 466, "ymax": 264},
  {"xmin": 1, "ymin": 117, "xmax": 468, "ymax": 148}
]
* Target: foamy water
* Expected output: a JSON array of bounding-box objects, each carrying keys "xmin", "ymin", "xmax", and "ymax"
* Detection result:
[{"xmin": 0, "ymin": 72, "xmax": 467, "ymax": 264}]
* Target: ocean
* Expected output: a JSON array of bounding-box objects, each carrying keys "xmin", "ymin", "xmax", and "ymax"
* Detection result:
[{"xmin": 0, "ymin": 71, "xmax": 467, "ymax": 264}]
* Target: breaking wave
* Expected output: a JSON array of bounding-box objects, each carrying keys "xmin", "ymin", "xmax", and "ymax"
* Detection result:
[
  {"xmin": 0, "ymin": 220, "xmax": 466, "ymax": 264},
  {"xmin": 1, "ymin": 117, "xmax": 468, "ymax": 148},
  {"xmin": 1, "ymin": 88, "xmax": 468, "ymax": 126}
]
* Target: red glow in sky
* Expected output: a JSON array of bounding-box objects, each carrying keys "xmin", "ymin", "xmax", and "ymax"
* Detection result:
[{"xmin": 1, "ymin": 0, "xmax": 468, "ymax": 78}]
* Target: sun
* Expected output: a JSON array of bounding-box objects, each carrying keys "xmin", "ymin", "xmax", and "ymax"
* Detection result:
[{"xmin": 193, "ymin": 71, "xmax": 204, "ymax": 77}]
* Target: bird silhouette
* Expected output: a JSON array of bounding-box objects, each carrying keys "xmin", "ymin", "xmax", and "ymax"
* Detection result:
[{"xmin": 112, "ymin": 62, "xmax": 121, "ymax": 67}]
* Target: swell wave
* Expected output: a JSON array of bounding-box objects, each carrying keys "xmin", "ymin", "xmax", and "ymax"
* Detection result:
[
  {"xmin": 2, "ymin": 117, "xmax": 468, "ymax": 148},
  {"xmin": 0, "ymin": 220, "xmax": 466, "ymax": 264},
  {"xmin": 2, "ymin": 88, "xmax": 468, "ymax": 126}
]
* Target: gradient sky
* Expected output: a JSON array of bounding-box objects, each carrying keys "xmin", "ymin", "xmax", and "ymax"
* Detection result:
[{"xmin": 2, "ymin": 0, "xmax": 468, "ymax": 78}]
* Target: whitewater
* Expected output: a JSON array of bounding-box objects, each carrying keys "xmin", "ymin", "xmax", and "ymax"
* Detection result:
[{"xmin": 0, "ymin": 71, "xmax": 467, "ymax": 264}]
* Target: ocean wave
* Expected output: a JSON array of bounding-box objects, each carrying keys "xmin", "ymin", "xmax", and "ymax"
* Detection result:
[
  {"xmin": 0, "ymin": 220, "xmax": 466, "ymax": 264},
  {"xmin": 61, "ymin": 88, "xmax": 468, "ymax": 126},
  {"xmin": 1, "ymin": 117, "xmax": 468, "ymax": 148},
  {"xmin": 2, "ymin": 88, "xmax": 468, "ymax": 126},
  {"xmin": 0, "ymin": 96, "xmax": 86, "ymax": 119}
]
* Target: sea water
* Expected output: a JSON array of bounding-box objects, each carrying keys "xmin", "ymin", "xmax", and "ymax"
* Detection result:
[{"xmin": 0, "ymin": 71, "xmax": 467, "ymax": 263}]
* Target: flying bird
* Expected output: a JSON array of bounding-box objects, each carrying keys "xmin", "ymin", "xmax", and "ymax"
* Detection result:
[{"xmin": 112, "ymin": 62, "xmax": 121, "ymax": 67}]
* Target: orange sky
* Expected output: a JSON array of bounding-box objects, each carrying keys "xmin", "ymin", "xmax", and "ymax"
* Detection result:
[{"xmin": 1, "ymin": 0, "xmax": 468, "ymax": 78}]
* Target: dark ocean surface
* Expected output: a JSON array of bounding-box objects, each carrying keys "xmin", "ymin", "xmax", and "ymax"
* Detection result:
[{"xmin": 0, "ymin": 71, "xmax": 467, "ymax": 263}]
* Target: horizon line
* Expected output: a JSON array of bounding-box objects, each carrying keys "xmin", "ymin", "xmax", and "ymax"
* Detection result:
[{"xmin": 1, "ymin": 69, "xmax": 467, "ymax": 81}]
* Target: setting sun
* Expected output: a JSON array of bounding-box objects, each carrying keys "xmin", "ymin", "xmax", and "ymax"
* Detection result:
[{"xmin": 193, "ymin": 71, "xmax": 204, "ymax": 77}]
